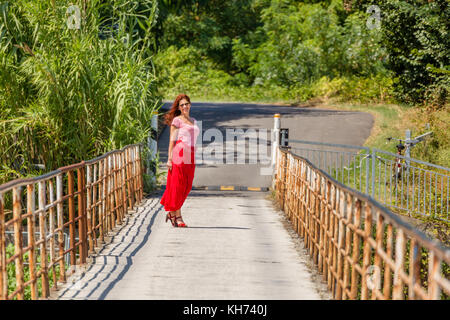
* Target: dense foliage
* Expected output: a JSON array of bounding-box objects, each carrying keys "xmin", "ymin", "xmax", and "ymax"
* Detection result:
[
  {"xmin": 0, "ymin": 0, "xmax": 160, "ymax": 183},
  {"xmin": 352, "ymin": 0, "xmax": 449, "ymax": 106},
  {"xmin": 154, "ymin": 0, "xmax": 448, "ymax": 106},
  {"xmin": 0, "ymin": 0, "xmax": 448, "ymax": 183}
]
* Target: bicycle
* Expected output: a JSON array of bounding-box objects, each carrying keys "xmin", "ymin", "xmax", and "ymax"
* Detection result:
[{"xmin": 385, "ymin": 138, "xmax": 407, "ymax": 191}]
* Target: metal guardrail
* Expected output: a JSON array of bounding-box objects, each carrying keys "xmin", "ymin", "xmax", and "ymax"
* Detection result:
[
  {"xmin": 289, "ymin": 139, "xmax": 450, "ymax": 222},
  {"xmin": 275, "ymin": 146, "xmax": 450, "ymax": 300},
  {"xmin": 0, "ymin": 144, "xmax": 144, "ymax": 300}
]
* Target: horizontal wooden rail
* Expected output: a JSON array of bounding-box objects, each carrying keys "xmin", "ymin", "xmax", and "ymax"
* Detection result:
[
  {"xmin": 275, "ymin": 147, "xmax": 450, "ymax": 300},
  {"xmin": 0, "ymin": 144, "xmax": 144, "ymax": 300}
]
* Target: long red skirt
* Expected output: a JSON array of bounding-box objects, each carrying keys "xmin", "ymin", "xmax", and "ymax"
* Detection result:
[{"xmin": 160, "ymin": 140, "xmax": 196, "ymax": 212}]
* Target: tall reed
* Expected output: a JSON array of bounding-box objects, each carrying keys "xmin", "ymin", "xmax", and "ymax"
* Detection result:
[{"xmin": 0, "ymin": 0, "xmax": 161, "ymax": 184}]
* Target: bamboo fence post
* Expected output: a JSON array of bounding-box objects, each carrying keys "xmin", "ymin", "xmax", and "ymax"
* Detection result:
[
  {"xmin": 108, "ymin": 155, "xmax": 115, "ymax": 231},
  {"xmin": 13, "ymin": 187, "xmax": 24, "ymax": 299},
  {"xmin": 86, "ymin": 164, "xmax": 94, "ymax": 255},
  {"xmin": 307, "ymin": 167, "xmax": 313, "ymax": 252},
  {"xmin": 299, "ymin": 161, "xmax": 307, "ymax": 238},
  {"xmin": 361, "ymin": 203, "xmax": 373, "ymax": 300},
  {"xmin": 0, "ymin": 193, "xmax": 6, "ymax": 300},
  {"xmin": 383, "ymin": 224, "xmax": 394, "ymax": 299},
  {"xmin": 318, "ymin": 177, "xmax": 326, "ymax": 273},
  {"xmin": 127, "ymin": 148, "xmax": 135, "ymax": 210},
  {"xmin": 371, "ymin": 212, "xmax": 384, "ymax": 300},
  {"xmin": 427, "ymin": 251, "xmax": 441, "ymax": 300},
  {"xmin": 321, "ymin": 180, "xmax": 331, "ymax": 281},
  {"xmin": 349, "ymin": 199, "xmax": 362, "ymax": 299},
  {"xmin": 286, "ymin": 157, "xmax": 292, "ymax": 221},
  {"xmin": 120, "ymin": 152, "xmax": 127, "ymax": 221},
  {"xmin": 313, "ymin": 171, "xmax": 321, "ymax": 264},
  {"xmin": 408, "ymin": 239, "xmax": 421, "ymax": 299},
  {"xmin": 293, "ymin": 159, "xmax": 299, "ymax": 232},
  {"xmin": 56, "ymin": 174, "xmax": 65, "ymax": 283},
  {"xmin": 106, "ymin": 155, "xmax": 112, "ymax": 232},
  {"xmin": 92, "ymin": 163, "xmax": 98, "ymax": 249},
  {"xmin": 99, "ymin": 159, "xmax": 105, "ymax": 244},
  {"xmin": 137, "ymin": 145, "xmax": 144, "ymax": 201},
  {"xmin": 328, "ymin": 185, "xmax": 338, "ymax": 293},
  {"xmin": 342, "ymin": 193, "xmax": 354, "ymax": 299},
  {"xmin": 115, "ymin": 154, "xmax": 122, "ymax": 222},
  {"xmin": 77, "ymin": 167, "xmax": 87, "ymax": 264},
  {"xmin": 132, "ymin": 148, "xmax": 138, "ymax": 205},
  {"xmin": 26, "ymin": 184, "xmax": 38, "ymax": 299},
  {"xmin": 68, "ymin": 171, "xmax": 76, "ymax": 268},
  {"xmin": 48, "ymin": 180, "xmax": 57, "ymax": 289},
  {"xmin": 38, "ymin": 181, "xmax": 50, "ymax": 298},
  {"xmin": 335, "ymin": 190, "xmax": 346, "ymax": 299},
  {"xmin": 392, "ymin": 229, "xmax": 406, "ymax": 299}
]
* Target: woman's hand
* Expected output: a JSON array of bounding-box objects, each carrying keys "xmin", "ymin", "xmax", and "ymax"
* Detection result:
[{"xmin": 166, "ymin": 159, "xmax": 172, "ymax": 171}]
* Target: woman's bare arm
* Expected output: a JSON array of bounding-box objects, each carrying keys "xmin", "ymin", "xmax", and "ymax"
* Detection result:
[{"xmin": 167, "ymin": 123, "xmax": 179, "ymax": 170}]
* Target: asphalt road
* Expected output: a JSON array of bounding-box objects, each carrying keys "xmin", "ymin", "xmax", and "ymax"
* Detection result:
[{"xmin": 158, "ymin": 102, "xmax": 374, "ymax": 188}]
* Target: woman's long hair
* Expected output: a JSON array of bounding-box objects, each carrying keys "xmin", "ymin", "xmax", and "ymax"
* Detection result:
[{"xmin": 164, "ymin": 94, "xmax": 191, "ymax": 126}]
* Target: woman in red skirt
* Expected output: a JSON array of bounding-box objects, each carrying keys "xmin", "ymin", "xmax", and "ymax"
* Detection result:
[{"xmin": 160, "ymin": 94, "xmax": 200, "ymax": 227}]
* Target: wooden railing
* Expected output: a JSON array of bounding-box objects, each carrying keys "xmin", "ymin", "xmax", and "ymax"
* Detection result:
[
  {"xmin": 0, "ymin": 144, "xmax": 144, "ymax": 300},
  {"xmin": 275, "ymin": 147, "xmax": 450, "ymax": 300}
]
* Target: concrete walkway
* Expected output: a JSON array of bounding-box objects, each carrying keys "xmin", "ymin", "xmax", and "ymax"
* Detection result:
[{"xmin": 51, "ymin": 190, "xmax": 331, "ymax": 300}]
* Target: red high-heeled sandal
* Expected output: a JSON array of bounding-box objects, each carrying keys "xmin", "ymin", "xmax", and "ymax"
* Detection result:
[
  {"xmin": 165, "ymin": 212, "xmax": 177, "ymax": 227},
  {"xmin": 175, "ymin": 216, "xmax": 187, "ymax": 228}
]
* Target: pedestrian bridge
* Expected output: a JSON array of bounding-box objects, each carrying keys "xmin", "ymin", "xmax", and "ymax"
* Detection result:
[{"xmin": 0, "ymin": 143, "xmax": 449, "ymax": 300}]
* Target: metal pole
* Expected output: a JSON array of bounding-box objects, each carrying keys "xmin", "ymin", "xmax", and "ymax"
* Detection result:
[
  {"xmin": 272, "ymin": 114, "xmax": 281, "ymax": 189},
  {"xmin": 147, "ymin": 111, "xmax": 158, "ymax": 184},
  {"xmin": 371, "ymin": 148, "xmax": 376, "ymax": 198},
  {"xmin": 272, "ymin": 114, "xmax": 280, "ymax": 166},
  {"xmin": 405, "ymin": 129, "xmax": 411, "ymax": 172}
]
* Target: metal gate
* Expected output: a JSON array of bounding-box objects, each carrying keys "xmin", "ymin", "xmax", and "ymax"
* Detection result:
[{"xmin": 289, "ymin": 139, "xmax": 450, "ymax": 222}]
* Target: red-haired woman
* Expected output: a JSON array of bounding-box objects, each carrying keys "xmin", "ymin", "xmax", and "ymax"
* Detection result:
[{"xmin": 160, "ymin": 94, "xmax": 200, "ymax": 227}]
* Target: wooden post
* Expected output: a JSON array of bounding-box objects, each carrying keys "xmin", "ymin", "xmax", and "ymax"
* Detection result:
[
  {"xmin": 318, "ymin": 177, "xmax": 326, "ymax": 272},
  {"xmin": 327, "ymin": 184, "xmax": 336, "ymax": 290},
  {"xmin": 342, "ymin": 193, "xmax": 354, "ymax": 299},
  {"xmin": 120, "ymin": 152, "xmax": 127, "ymax": 219},
  {"xmin": 108, "ymin": 155, "xmax": 116, "ymax": 230},
  {"xmin": 137, "ymin": 145, "xmax": 144, "ymax": 202},
  {"xmin": 26, "ymin": 185, "xmax": 38, "ymax": 299},
  {"xmin": 86, "ymin": 164, "xmax": 94, "ymax": 254},
  {"xmin": 371, "ymin": 212, "xmax": 384, "ymax": 299},
  {"xmin": 335, "ymin": 190, "xmax": 346, "ymax": 299},
  {"xmin": 48, "ymin": 180, "xmax": 57, "ymax": 290},
  {"xmin": 361, "ymin": 204, "xmax": 373, "ymax": 300},
  {"xmin": 38, "ymin": 181, "xmax": 49, "ymax": 298},
  {"xmin": 98, "ymin": 160, "xmax": 105, "ymax": 244},
  {"xmin": 13, "ymin": 187, "xmax": 24, "ymax": 299},
  {"xmin": 113, "ymin": 154, "xmax": 122, "ymax": 225},
  {"xmin": 0, "ymin": 193, "xmax": 6, "ymax": 300},
  {"xmin": 313, "ymin": 171, "xmax": 321, "ymax": 265},
  {"xmin": 126, "ymin": 148, "xmax": 134, "ymax": 210},
  {"xmin": 427, "ymin": 251, "xmax": 441, "ymax": 300},
  {"xmin": 77, "ymin": 168, "xmax": 87, "ymax": 265},
  {"xmin": 408, "ymin": 239, "xmax": 421, "ymax": 299},
  {"xmin": 383, "ymin": 224, "xmax": 393, "ymax": 299},
  {"xmin": 329, "ymin": 185, "xmax": 338, "ymax": 294},
  {"xmin": 92, "ymin": 163, "xmax": 98, "ymax": 249},
  {"xmin": 392, "ymin": 229, "xmax": 406, "ymax": 299},
  {"xmin": 56, "ymin": 174, "xmax": 66, "ymax": 283},
  {"xmin": 68, "ymin": 171, "xmax": 76, "ymax": 268},
  {"xmin": 349, "ymin": 199, "xmax": 362, "ymax": 299}
]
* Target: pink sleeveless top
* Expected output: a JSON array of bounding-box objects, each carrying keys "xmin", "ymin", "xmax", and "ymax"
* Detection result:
[{"xmin": 171, "ymin": 116, "xmax": 200, "ymax": 147}]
